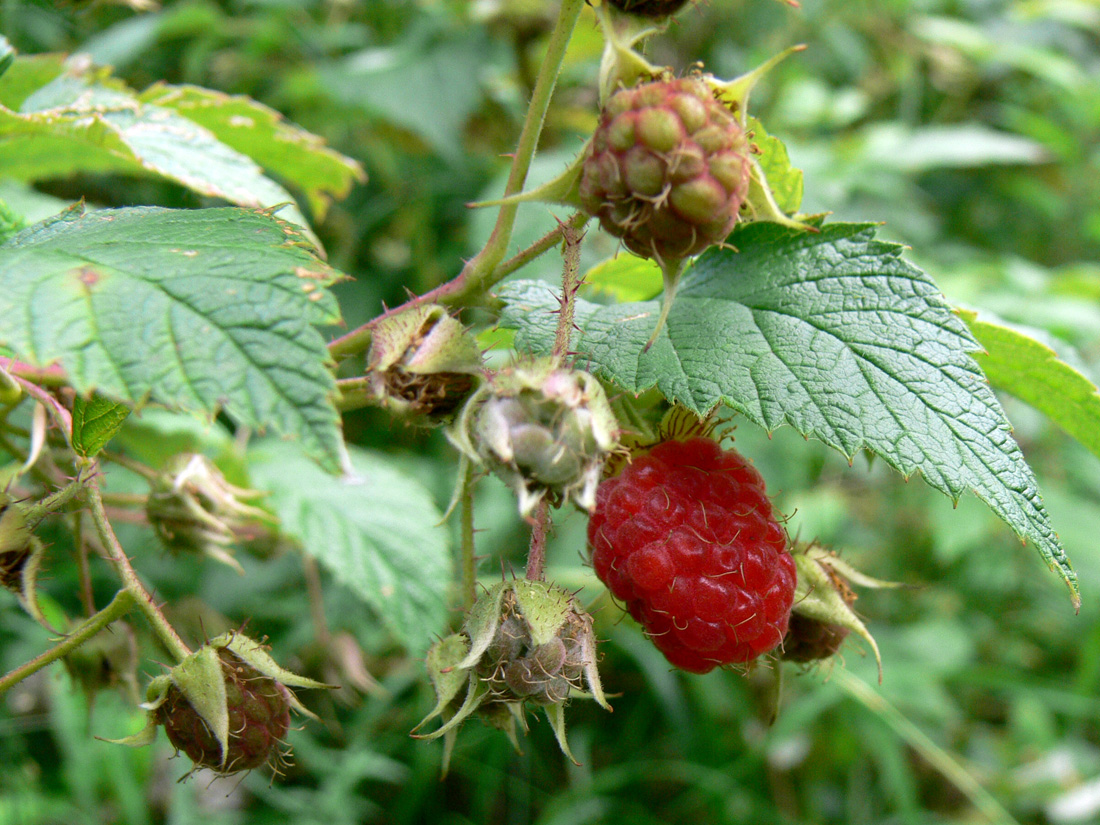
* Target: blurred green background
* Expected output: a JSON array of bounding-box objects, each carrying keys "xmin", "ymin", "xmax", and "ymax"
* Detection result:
[{"xmin": 2, "ymin": 0, "xmax": 1100, "ymax": 823}]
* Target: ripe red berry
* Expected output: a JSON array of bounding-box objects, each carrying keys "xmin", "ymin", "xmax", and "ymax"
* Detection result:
[{"xmin": 588, "ymin": 437, "xmax": 795, "ymax": 673}]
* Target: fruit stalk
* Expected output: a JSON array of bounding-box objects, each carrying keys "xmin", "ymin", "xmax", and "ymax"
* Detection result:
[
  {"xmin": 525, "ymin": 499, "xmax": 550, "ymax": 581},
  {"xmin": 86, "ymin": 477, "xmax": 192, "ymax": 663},
  {"xmin": 0, "ymin": 589, "xmax": 135, "ymax": 695},
  {"xmin": 552, "ymin": 222, "xmax": 584, "ymax": 360}
]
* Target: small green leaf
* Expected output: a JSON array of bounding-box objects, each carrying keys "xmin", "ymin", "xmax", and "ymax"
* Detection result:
[
  {"xmin": 582, "ymin": 255, "xmax": 662, "ymax": 302},
  {"xmin": 960, "ymin": 308, "xmax": 1100, "ymax": 462},
  {"xmin": 138, "ymin": 84, "xmax": 366, "ymax": 221},
  {"xmin": 0, "ymin": 205, "xmax": 345, "ymax": 470},
  {"xmin": 247, "ymin": 441, "xmax": 452, "ymax": 655},
  {"xmin": 748, "ymin": 117, "xmax": 803, "ymax": 215},
  {"xmin": 511, "ymin": 580, "xmax": 572, "ymax": 647},
  {"xmin": 500, "ymin": 221, "xmax": 1078, "ymax": 607},
  {"xmin": 72, "ymin": 394, "xmax": 130, "ymax": 457}
]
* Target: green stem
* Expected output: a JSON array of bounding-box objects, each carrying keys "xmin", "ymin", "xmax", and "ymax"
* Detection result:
[
  {"xmin": 334, "ymin": 376, "xmax": 377, "ymax": 413},
  {"xmin": 460, "ymin": 463, "xmax": 477, "ymax": 611},
  {"xmin": 86, "ymin": 478, "xmax": 191, "ymax": 663},
  {"xmin": 327, "ymin": 0, "xmax": 586, "ymax": 362},
  {"xmin": 0, "ymin": 589, "xmax": 135, "ymax": 695}
]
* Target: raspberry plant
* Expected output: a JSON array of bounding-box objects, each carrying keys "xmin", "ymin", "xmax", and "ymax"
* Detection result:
[{"xmin": 0, "ymin": 0, "xmax": 1095, "ymax": 817}]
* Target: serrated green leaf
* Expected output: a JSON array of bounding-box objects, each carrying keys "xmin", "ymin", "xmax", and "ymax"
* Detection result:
[
  {"xmin": 0, "ymin": 69, "xmax": 312, "ymax": 229},
  {"xmin": 960, "ymin": 308, "xmax": 1100, "ymax": 463},
  {"xmin": 71, "ymin": 394, "xmax": 130, "ymax": 457},
  {"xmin": 0, "ymin": 205, "xmax": 345, "ymax": 470},
  {"xmin": 246, "ymin": 441, "xmax": 452, "ymax": 655},
  {"xmin": 137, "ymin": 84, "xmax": 365, "ymax": 221},
  {"xmin": 170, "ymin": 645, "xmax": 230, "ymax": 767},
  {"xmin": 499, "ymin": 221, "xmax": 1078, "ymax": 607},
  {"xmin": 748, "ymin": 117, "xmax": 803, "ymax": 215}
]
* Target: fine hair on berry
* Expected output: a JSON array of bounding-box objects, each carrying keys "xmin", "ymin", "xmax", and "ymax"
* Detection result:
[{"xmin": 588, "ymin": 436, "xmax": 795, "ymax": 673}]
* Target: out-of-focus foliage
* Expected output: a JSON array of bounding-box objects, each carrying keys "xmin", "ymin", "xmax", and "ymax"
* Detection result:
[{"xmin": 2, "ymin": 1, "xmax": 1099, "ymax": 824}]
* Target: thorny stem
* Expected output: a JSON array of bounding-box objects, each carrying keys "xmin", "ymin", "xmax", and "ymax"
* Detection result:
[
  {"xmin": 23, "ymin": 472, "xmax": 91, "ymax": 524},
  {"xmin": 4, "ymin": 359, "xmax": 68, "ymax": 389},
  {"xmin": 0, "ymin": 589, "xmax": 135, "ymax": 695},
  {"xmin": 552, "ymin": 222, "xmax": 585, "ymax": 360},
  {"xmin": 524, "ymin": 219, "xmax": 586, "ymax": 582},
  {"xmin": 495, "ymin": 212, "xmax": 589, "ymax": 283},
  {"xmin": 86, "ymin": 477, "xmax": 191, "ymax": 663},
  {"xmin": 327, "ymin": 0, "xmax": 586, "ymax": 362},
  {"xmin": 525, "ymin": 499, "xmax": 550, "ymax": 581},
  {"xmin": 460, "ymin": 463, "xmax": 477, "ymax": 611}
]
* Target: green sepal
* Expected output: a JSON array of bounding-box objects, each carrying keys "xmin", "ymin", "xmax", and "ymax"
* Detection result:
[
  {"xmin": 543, "ymin": 702, "xmax": 579, "ymax": 765},
  {"xmin": 369, "ymin": 305, "xmax": 483, "ymax": 376},
  {"xmin": 593, "ymin": 1, "xmax": 666, "ymax": 104},
  {"xmin": 468, "ymin": 150, "xmax": 585, "ymax": 210},
  {"xmin": 456, "ymin": 583, "xmax": 508, "ymax": 670},
  {"xmin": 411, "ymin": 677, "xmax": 489, "ymax": 741},
  {"xmin": 15, "ymin": 536, "xmax": 52, "ymax": 631},
  {"xmin": 167, "ymin": 645, "xmax": 231, "ymax": 767},
  {"xmin": 791, "ymin": 546, "xmax": 894, "ymax": 681},
  {"xmin": 413, "ymin": 633, "xmax": 472, "ymax": 731},
  {"xmin": 103, "ymin": 676, "xmax": 168, "ymax": 748},
  {"xmin": 511, "ymin": 580, "xmax": 573, "ymax": 647},
  {"xmin": 219, "ymin": 632, "xmax": 333, "ymax": 718},
  {"xmin": 709, "ymin": 45, "xmax": 807, "ymax": 124}
]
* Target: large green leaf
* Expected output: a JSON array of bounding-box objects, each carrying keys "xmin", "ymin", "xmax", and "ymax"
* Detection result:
[
  {"xmin": 137, "ymin": 83, "xmax": 365, "ymax": 221},
  {"xmin": 247, "ymin": 442, "xmax": 452, "ymax": 655},
  {"xmin": 960, "ymin": 308, "xmax": 1100, "ymax": 462},
  {"xmin": 0, "ymin": 68, "xmax": 310, "ymax": 228},
  {"xmin": 499, "ymin": 222, "xmax": 1078, "ymax": 606},
  {"xmin": 0, "ymin": 205, "xmax": 345, "ymax": 470}
]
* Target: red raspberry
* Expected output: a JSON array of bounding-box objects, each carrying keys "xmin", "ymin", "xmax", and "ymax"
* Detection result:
[{"xmin": 588, "ymin": 437, "xmax": 795, "ymax": 673}]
